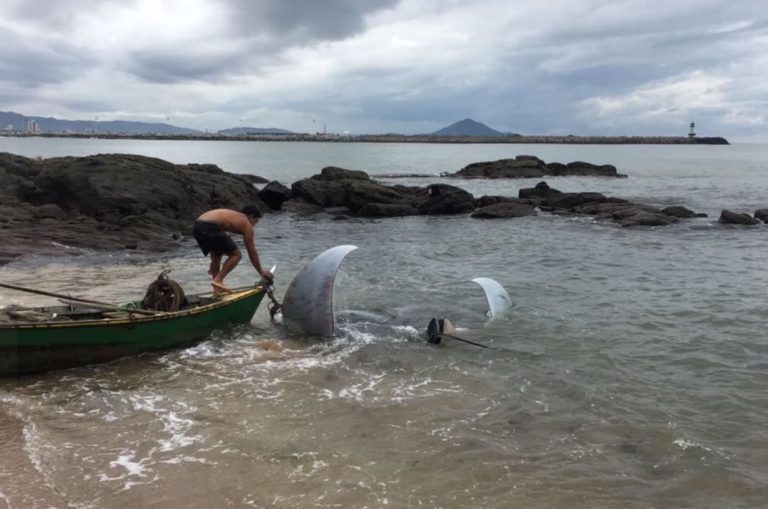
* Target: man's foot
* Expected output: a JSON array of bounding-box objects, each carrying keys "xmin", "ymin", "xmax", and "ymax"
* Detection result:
[{"xmin": 211, "ymin": 281, "xmax": 233, "ymax": 295}]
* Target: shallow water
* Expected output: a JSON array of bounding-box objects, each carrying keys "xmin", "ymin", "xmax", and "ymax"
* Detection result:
[{"xmin": 1, "ymin": 138, "xmax": 767, "ymax": 508}]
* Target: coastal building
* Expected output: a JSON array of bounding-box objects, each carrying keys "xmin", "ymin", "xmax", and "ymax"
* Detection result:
[
  {"xmin": 26, "ymin": 119, "xmax": 40, "ymax": 133},
  {"xmin": 688, "ymin": 122, "xmax": 696, "ymax": 138}
]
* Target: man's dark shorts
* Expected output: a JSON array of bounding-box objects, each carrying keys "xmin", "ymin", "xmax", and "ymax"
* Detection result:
[{"xmin": 193, "ymin": 220, "xmax": 238, "ymax": 256}]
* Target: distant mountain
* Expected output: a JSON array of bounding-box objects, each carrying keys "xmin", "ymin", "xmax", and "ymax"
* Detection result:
[
  {"xmin": 0, "ymin": 111, "xmax": 201, "ymax": 135},
  {"xmin": 431, "ymin": 118, "xmax": 506, "ymax": 136},
  {"xmin": 217, "ymin": 126, "xmax": 294, "ymax": 136}
]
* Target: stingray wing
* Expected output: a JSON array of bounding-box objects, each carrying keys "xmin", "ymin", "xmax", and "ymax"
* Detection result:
[
  {"xmin": 282, "ymin": 245, "xmax": 358, "ymax": 336},
  {"xmin": 471, "ymin": 277, "xmax": 511, "ymax": 319}
]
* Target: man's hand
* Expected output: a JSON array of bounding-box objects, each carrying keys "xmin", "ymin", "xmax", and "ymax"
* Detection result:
[{"xmin": 259, "ymin": 269, "xmax": 274, "ymax": 283}]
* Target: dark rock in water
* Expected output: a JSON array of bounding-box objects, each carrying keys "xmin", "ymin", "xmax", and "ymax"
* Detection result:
[
  {"xmin": 372, "ymin": 173, "xmax": 437, "ymax": 179},
  {"xmin": 474, "ymin": 195, "xmax": 525, "ymax": 208},
  {"xmin": 662, "ymin": 206, "xmax": 700, "ymax": 218},
  {"xmin": 258, "ymin": 181, "xmax": 292, "ymax": 210},
  {"xmin": 548, "ymin": 161, "xmax": 625, "ymax": 178},
  {"xmin": 291, "ymin": 166, "xmax": 404, "ymax": 210},
  {"xmin": 719, "ymin": 210, "xmax": 759, "ymax": 225},
  {"xmin": 472, "ymin": 202, "xmax": 537, "ymax": 219},
  {"xmin": 619, "ymin": 210, "xmax": 679, "ymax": 227},
  {"xmin": 519, "ymin": 181, "xmax": 563, "ymax": 200},
  {"xmin": 455, "ymin": 157, "xmax": 546, "ymax": 179},
  {"xmin": 315, "ymin": 166, "xmax": 370, "ymax": 181},
  {"xmin": 289, "ymin": 171, "xmax": 474, "ymax": 217},
  {"xmin": 416, "ymin": 184, "xmax": 475, "ymax": 215},
  {"xmin": 357, "ymin": 203, "xmax": 420, "ymax": 217},
  {"xmin": 544, "ymin": 192, "xmax": 608, "ymax": 210},
  {"xmin": 451, "ymin": 155, "xmax": 626, "ymax": 178},
  {"xmin": 754, "ymin": 208, "xmax": 768, "ymax": 223}
]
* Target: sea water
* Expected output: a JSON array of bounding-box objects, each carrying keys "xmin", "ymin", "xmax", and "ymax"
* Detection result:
[{"xmin": 0, "ymin": 137, "xmax": 767, "ymax": 508}]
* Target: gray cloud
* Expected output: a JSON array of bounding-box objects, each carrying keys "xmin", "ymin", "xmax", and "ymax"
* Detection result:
[
  {"xmin": 224, "ymin": 0, "xmax": 398, "ymax": 39},
  {"xmin": 0, "ymin": 0, "xmax": 766, "ymax": 136},
  {"xmin": 0, "ymin": 27, "xmax": 94, "ymax": 86}
]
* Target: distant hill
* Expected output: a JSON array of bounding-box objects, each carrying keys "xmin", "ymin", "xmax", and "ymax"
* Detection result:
[
  {"xmin": 0, "ymin": 111, "xmax": 201, "ymax": 135},
  {"xmin": 217, "ymin": 126, "xmax": 294, "ymax": 136},
  {"xmin": 431, "ymin": 118, "xmax": 508, "ymax": 137}
]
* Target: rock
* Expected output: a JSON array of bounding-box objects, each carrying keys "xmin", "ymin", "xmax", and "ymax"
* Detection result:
[
  {"xmin": 416, "ymin": 184, "xmax": 475, "ymax": 215},
  {"xmin": 258, "ymin": 181, "xmax": 292, "ymax": 210},
  {"xmin": 544, "ymin": 192, "xmax": 608, "ymax": 210},
  {"xmin": 357, "ymin": 203, "xmax": 420, "ymax": 217},
  {"xmin": 315, "ymin": 166, "xmax": 370, "ymax": 181},
  {"xmin": 548, "ymin": 161, "xmax": 624, "ymax": 177},
  {"xmin": 454, "ymin": 156, "xmax": 546, "ymax": 179},
  {"xmin": 451, "ymin": 156, "xmax": 626, "ymax": 178},
  {"xmin": 233, "ymin": 173, "xmax": 269, "ymax": 184},
  {"xmin": 619, "ymin": 211, "xmax": 679, "ymax": 227},
  {"xmin": 754, "ymin": 208, "xmax": 768, "ymax": 223},
  {"xmin": 719, "ymin": 210, "xmax": 759, "ymax": 225},
  {"xmin": 662, "ymin": 206, "xmax": 699, "ymax": 218},
  {"xmin": 518, "ymin": 181, "xmax": 563, "ymax": 200},
  {"xmin": 472, "ymin": 202, "xmax": 537, "ymax": 219},
  {"xmin": 475, "ymin": 195, "xmax": 525, "ymax": 208},
  {"xmin": 291, "ymin": 178, "xmax": 347, "ymax": 207},
  {"xmin": 0, "ymin": 153, "xmax": 268, "ymax": 261},
  {"xmin": 345, "ymin": 180, "xmax": 409, "ymax": 212},
  {"xmin": 31, "ymin": 203, "xmax": 66, "ymax": 220}
]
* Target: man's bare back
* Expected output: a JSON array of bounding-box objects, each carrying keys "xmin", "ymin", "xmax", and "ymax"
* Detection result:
[
  {"xmin": 194, "ymin": 207, "xmax": 273, "ymax": 294},
  {"xmin": 197, "ymin": 209, "xmax": 251, "ymax": 235}
]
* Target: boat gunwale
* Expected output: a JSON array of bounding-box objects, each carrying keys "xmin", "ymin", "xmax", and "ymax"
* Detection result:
[{"xmin": 0, "ymin": 286, "xmax": 266, "ymax": 331}]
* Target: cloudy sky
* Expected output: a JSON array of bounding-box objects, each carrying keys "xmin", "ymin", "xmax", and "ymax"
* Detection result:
[{"xmin": 1, "ymin": 0, "xmax": 766, "ymax": 138}]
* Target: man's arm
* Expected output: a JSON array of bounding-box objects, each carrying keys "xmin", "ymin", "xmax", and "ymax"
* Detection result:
[{"xmin": 242, "ymin": 222, "xmax": 273, "ymax": 281}]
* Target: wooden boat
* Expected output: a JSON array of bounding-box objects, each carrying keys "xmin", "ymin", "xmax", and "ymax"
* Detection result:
[{"xmin": 0, "ymin": 286, "xmax": 266, "ymax": 375}]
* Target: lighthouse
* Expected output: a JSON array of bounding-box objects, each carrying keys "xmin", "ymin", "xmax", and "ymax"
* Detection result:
[{"xmin": 688, "ymin": 122, "xmax": 696, "ymax": 138}]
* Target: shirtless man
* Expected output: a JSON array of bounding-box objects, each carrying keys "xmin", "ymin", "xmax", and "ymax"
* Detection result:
[{"xmin": 193, "ymin": 206, "xmax": 273, "ymax": 294}]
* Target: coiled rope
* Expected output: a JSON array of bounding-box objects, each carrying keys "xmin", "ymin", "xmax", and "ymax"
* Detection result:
[
  {"xmin": 264, "ymin": 283, "xmax": 282, "ymax": 321},
  {"xmin": 142, "ymin": 270, "xmax": 186, "ymax": 312}
]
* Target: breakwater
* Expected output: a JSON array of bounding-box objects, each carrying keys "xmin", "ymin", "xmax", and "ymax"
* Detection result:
[{"xmin": 2, "ymin": 132, "xmax": 730, "ymax": 144}]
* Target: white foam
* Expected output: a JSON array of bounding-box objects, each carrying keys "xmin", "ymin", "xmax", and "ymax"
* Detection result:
[
  {"xmin": 21, "ymin": 422, "xmax": 46, "ymax": 476},
  {"xmin": 673, "ymin": 438, "xmax": 714, "ymax": 454},
  {"xmin": 0, "ymin": 488, "xmax": 10, "ymax": 507},
  {"xmin": 157, "ymin": 411, "xmax": 201, "ymax": 452},
  {"xmin": 99, "ymin": 450, "xmax": 158, "ymax": 491},
  {"xmin": 338, "ymin": 373, "xmax": 385, "ymax": 401}
]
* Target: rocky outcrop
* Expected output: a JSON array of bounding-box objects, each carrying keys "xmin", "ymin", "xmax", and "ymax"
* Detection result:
[
  {"xmin": 0, "ymin": 152, "xmax": 268, "ymax": 263},
  {"xmin": 289, "ymin": 168, "xmax": 475, "ymax": 217},
  {"xmin": 718, "ymin": 210, "xmax": 760, "ymax": 225},
  {"xmin": 450, "ymin": 155, "xmax": 627, "ymax": 179},
  {"xmin": 754, "ymin": 209, "xmax": 768, "ymax": 223},
  {"xmin": 517, "ymin": 182, "xmax": 691, "ymax": 227},
  {"xmin": 286, "ymin": 170, "xmax": 710, "ymax": 228},
  {"xmin": 471, "ymin": 202, "xmax": 537, "ymax": 219},
  {"xmin": 662, "ymin": 206, "xmax": 705, "ymax": 218},
  {"xmin": 258, "ymin": 181, "xmax": 292, "ymax": 210},
  {"xmin": 1, "ymin": 153, "xmax": 760, "ymax": 266}
]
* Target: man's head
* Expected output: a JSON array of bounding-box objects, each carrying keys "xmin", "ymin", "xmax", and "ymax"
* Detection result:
[{"xmin": 242, "ymin": 205, "xmax": 262, "ymax": 225}]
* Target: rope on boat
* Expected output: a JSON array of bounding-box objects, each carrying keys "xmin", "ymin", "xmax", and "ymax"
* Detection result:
[
  {"xmin": 141, "ymin": 270, "xmax": 186, "ymax": 312},
  {"xmin": 264, "ymin": 284, "xmax": 282, "ymax": 321}
]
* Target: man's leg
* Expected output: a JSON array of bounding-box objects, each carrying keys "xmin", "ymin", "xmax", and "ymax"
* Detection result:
[
  {"xmin": 212, "ymin": 249, "xmax": 242, "ymax": 293},
  {"xmin": 209, "ymin": 254, "xmax": 222, "ymax": 278}
]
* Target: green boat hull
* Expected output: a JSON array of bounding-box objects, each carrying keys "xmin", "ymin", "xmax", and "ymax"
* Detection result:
[{"xmin": 0, "ymin": 288, "xmax": 265, "ymax": 375}]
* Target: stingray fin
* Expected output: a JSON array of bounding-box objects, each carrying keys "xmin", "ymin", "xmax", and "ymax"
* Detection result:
[
  {"xmin": 281, "ymin": 245, "xmax": 358, "ymax": 336},
  {"xmin": 471, "ymin": 277, "xmax": 511, "ymax": 319}
]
